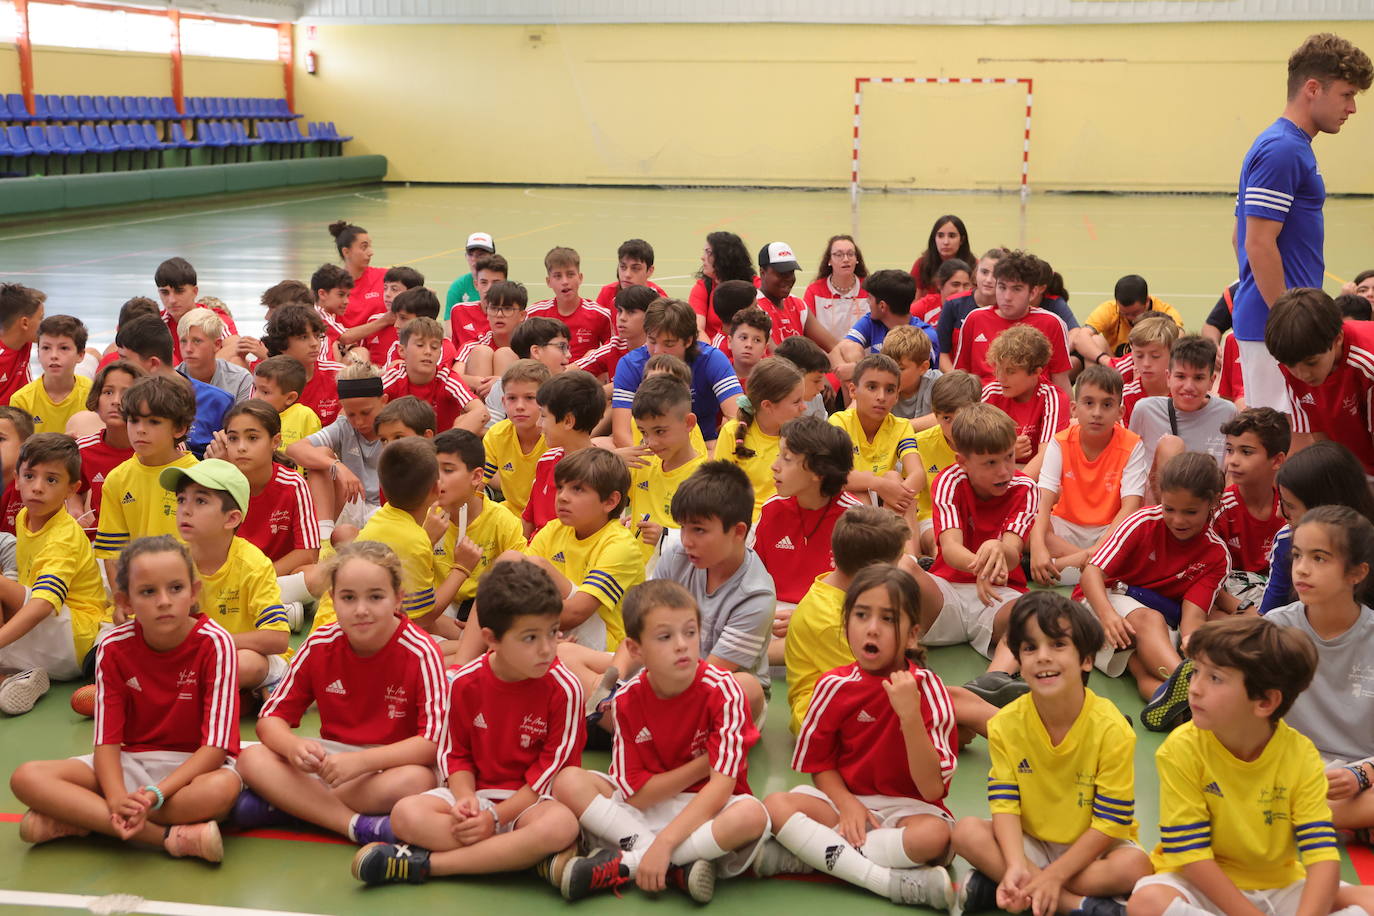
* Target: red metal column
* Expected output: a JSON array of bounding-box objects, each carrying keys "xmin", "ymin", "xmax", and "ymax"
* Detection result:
[
  {"xmin": 169, "ymin": 8, "xmax": 184, "ymax": 114},
  {"xmin": 278, "ymin": 23, "xmax": 294, "ymax": 111},
  {"xmin": 14, "ymin": 0, "xmax": 34, "ymax": 115}
]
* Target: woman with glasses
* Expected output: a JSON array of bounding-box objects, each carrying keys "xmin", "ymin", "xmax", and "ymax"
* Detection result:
[{"xmin": 802, "ymin": 234, "xmax": 870, "ymax": 344}]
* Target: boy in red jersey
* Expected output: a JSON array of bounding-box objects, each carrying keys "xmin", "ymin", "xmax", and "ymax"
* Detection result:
[
  {"xmin": 0, "ymin": 283, "xmax": 44, "ymax": 406},
  {"xmin": 454, "ymin": 280, "xmax": 528, "ymax": 393},
  {"xmin": 522, "ymin": 370, "xmax": 604, "ymax": 536},
  {"xmin": 263, "ymin": 305, "xmax": 343, "ymax": 428},
  {"xmin": 353, "ymin": 561, "xmax": 583, "ymax": 886},
  {"xmin": 309, "ymin": 263, "xmax": 354, "ymax": 362},
  {"xmin": 154, "ymin": 258, "xmax": 237, "ymax": 367},
  {"xmin": 237, "ymin": 541, "xmax": 444, "ymax": 847},
  {"xmin": 981, "ymin": 325, "xmax": 1070, "ymax": 476},
  {"xmin": 71, "ymin": 360, "xmax": 143, "ymax": 530},
  {"xmin": 756, "ymin": 241, "xmax": 838, "ymax": 352},
  {"xmin": 954, "ymin": 251, "xmax": 1072, "ymax": 392},
  {"xmin": 1213, "ymin": 408, "xmax": 1289, "ymax": 608},
  {"xmin": 1265, "ymin": 287, "xmax": 1374, "ymax": 476},
  {"xmin": 449, "ymin": 253, "xmax": 509, "ymax": 346},
  {"xmin": 595, "ymin": 238, "xmax": 667, "ymax": 310},
  {"xmin": 11, "ymin": 536, "xmax": 239, "ymax": 862},
  {"xmin": 528, "ymin": 247, "xmax": 613, "ymax": 361},
  {"xmin": 551, "ymin": 580, "xmax": 769, "ymax": 903},
  {"xmin": 577, "ymin": 285, "xmax": 656, "ymax": 386},
  {"xmin": 381, "ymin": 317, "xmax": 487, "ymax": 433},
  {"xmin": 1119, "ymin": 315, "xmax": 1179, "ymax": 425},
  {"xmin": 376, "ymin": 285, "xmax": 458, "ymax": 370}
]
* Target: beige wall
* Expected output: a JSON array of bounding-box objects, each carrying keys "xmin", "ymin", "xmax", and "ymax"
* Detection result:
[
  {"xmin": 0, "ymin": 45, "xmax": 280, "ymax": 104},
  {"xmin": 290, "ymin": 20, "xmax": 1374, "ymax": 192},
  {"xmin": 184, "ymin": 57, "xmax": 284, "ymax": 99}
]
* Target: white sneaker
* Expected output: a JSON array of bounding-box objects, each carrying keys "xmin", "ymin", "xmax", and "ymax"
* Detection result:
[
  {"xmin": 888, "ymin": 865, "xmax": 954, "ymax": 909},
  {"xmin": 0, "ymin": 668, "xmax": 50, "ymax": 715},
  {"xmin": 753, "ymin": 838, "xmax": 812, "ymax": 877},
  {"xmin": 285, "ymin": 601, "xmax": 305, "ymax": 633}
]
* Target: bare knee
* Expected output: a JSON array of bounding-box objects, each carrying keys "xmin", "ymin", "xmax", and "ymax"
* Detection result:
[
  {"xmin": 763, "ymin": 791, "xmax": 798, "ymax": 827},
  {"xmin": 390, "ymin": 793, "xmax": 440, "ymax": 835},
  {"xmin": 1127, "ymin": 885, "xmax": 1176, "ymax": 916},
  {"xmin": 393, "ymin": 765, "xmax": 437, "ymax": 795},
  {"xmin": 725, "ymin": 798, "xmax": 769, "ymax": 838},
  {"xmin": 951, "ymin": 815, "xmax": 990, "ymax": 856},
  {"xmin": 10, "ymin": 759, "xmax": 53, "ymax": 797}
]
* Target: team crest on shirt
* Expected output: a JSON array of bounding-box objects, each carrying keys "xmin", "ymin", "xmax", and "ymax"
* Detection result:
[
  {"xmin": 384, "ymin": 684, "xmax": 408, "ymax": 720},
  {"xmin": 1343, "ymin": 395, "xmax": 1358, "ymax": 415},
  {"xmin": 690, "ymin": 728, "xmax": 709, "ymax": 758},
  {"xmin": 1176, "ymin": 561, "xmax": 1210, "ymax": 581},
  {"xmin": 269, "ymin": 509, "xmax": 291, "ymax": 534},
  {"xmin": 176, "ymin": 668, "xmax": 198, "ymax": 701},
  {"xmin": 637, "ymin": 481, "xmax": 649, "ymax": 491},
  {"xmin": 519, "ymin": 713, "xmax": 548, "ymax": 749}
]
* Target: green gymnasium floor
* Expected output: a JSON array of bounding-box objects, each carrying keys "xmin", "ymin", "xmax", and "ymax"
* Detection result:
[{"xmin": 1, "ymin": 185, "xmax": 1373, "ymax": 914}]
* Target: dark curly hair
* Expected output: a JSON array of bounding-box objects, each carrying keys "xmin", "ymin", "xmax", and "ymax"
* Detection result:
[{"xmin": 262, "ymin": 305, "xmax": 326, "ymax": 358}]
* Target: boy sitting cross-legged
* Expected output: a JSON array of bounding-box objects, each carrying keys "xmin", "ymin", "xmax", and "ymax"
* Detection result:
[
  {"xmin": 353, "ymin": 561, "xmax": 583, "ymax": 887},
  {"xmin": 953, "ymin": 592, "xmax": 1152, "ymax": 916}
]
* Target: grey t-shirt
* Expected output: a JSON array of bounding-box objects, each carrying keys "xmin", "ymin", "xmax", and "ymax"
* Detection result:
[
  {"xmin": 1128, "ymin": 395, "xmax": 1236, "ymax": 467},
  {"xmin": 1266, "ymin": 600, "xmax": 1374, "ymax": 763},
  {"xmin": 894, "ymin": 368, "xmax": 943, "ymax": 420},
  {"xmin": 654, "ymin": 540, "xmax": 776, "ymax": 688},
  {"xmin": 306, "ymin": 416, "xmax": 384, "ymax": 506},
  {"xmin": 178, "ymin": 360, "xmax": 254, "ymax": 403},
  {"xmin": 485, "ymin": 379, "xmax": 506, "ymax": 426}
]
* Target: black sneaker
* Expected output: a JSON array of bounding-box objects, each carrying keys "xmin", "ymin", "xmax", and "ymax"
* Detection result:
[
  {"xmin": 962, "ymin": 671, "xmax": 1029, "ymax": 708},
  {"xmin": 1142, "ymin": 660, "xmax": 1194, "ymax": 732},
  {"xmin": 351, "ymin": 842, "xmax": 432, "ymax": 885},
  {"xmin": 561, "ymin": 847, "xmax": 630, "ymax": 900},
  {"xmin": 959, "ymin": 869, "xmax": 999, "ymax": 914},
  {"xmin": 1074, "ymin": 895, "xmax": 1127, "ymax": 916},
  {"xmin": 667, "ymin": 859, "xmax": 716, "ymax": 903}
]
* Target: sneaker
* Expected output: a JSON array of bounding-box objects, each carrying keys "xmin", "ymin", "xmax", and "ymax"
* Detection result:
[
  {"xmin": 1074, "ymin": 895, "xmax": 1127, "ymax": 916},
  {"xmin": 958, "ymin": 869, "xmax": 1000, "ymax": 914},
  {"xmin": 0, "ymin": 668, "xmax": 50, "ymax": 715},
  {"xmin": 584, "ymin": 667, "xmax": 620, "ymax": 716},
  {"xmin": 164, "ymin": 821, "xmax": 224, "ymax": 863},
  {"xmin": 18, "ymin": 809, "xmax": 89, "ymax": 844},
  {"xmin": 536, "ymin": 842, "xmax": 580, "ymax": 889},
  {"xmin": 753, "ymin": 837, "xmax": 812, "ymax": 876},
  {"xmin": 667, "ymin": 859, "xmax": 716, "ymax": 903},
  {"xmin": 888, "ymin": 865, "xmax": 953, "ymax": 909},
  {"xmin": 350, "ymin": 814, "xmax": 395, "ymax": 845},
  {"xmin": 284, "ymin": 601, "xmax": 305, "ymax": 633},
  {"xmin": 1142, "ymin": 660, "xmax": 1194, "ymax": 733},
  {"xmin": 961, "ymin": 671, "xmax": 1029, "ymax": 708},
  {"xmin": 561, "ymin": 847, "xmax": 630, "ymax": 900},
  {"xmin": 917, "ymin": 555, "xmax": 935, "ymax": 571},
  {"xmin": 352, "ymin": 842, "xmax": 431, "ymax": 885},
  {"xmin": 231, "ymin": 789, "xmax": 296, "ymax": 830}
]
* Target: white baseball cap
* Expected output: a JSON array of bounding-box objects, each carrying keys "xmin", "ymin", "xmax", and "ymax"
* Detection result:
[
  {"xmin": 759, "ymin": 241, "xmax": 801, "ymax": 273},
  {"xmin": 465, "ymin": 232, "xmax": 495, "ymax": 252}
]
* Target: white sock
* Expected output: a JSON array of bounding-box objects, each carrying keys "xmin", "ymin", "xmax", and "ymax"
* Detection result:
[
  {"xmin": 277, "ymin": 572, "xmax": 314, "ymax": 604},
  {"xmin": 670, "ymin": 819, "xmax": 727, "ymax": 865},
  {"xmin": 776, "ymin": 813, "xmax": 891, "ymax": 898},
  {"xmin": 1163, "ymin": 898, "xmax": 1214, "ymax": 916},
  {"xmin": 1332, "ymin": 908, "xmax": 1371, "ymax": 916},
  {"xmin": 580, "ymin": 794, "xmax": 649, "ymax": 855},
  {"xmin": 346, "ymin": 813, "xmax": 360, "ymax": 843},
  {"xmin": 861, "ymin": 827, "xmax": 918, "ymax": 868},
  {"xmin": 319, "ymin": 518, "xmax": 335, "ymax": 540}
]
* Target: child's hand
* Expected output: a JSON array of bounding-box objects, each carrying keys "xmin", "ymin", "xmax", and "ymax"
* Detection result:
[
  {"xmin": 883, "ymin": 669, "xmax": 922, "ymax": 722},
  {"xmin": 475, "ymin": 376, "xmax": 497, "ymax": 398},
  {"xmin": 614, "ymin": 444, "xmax": 653, "ymax": 470},
  {"xmin": 424, "ymin": 505, "xmax": 451, "ymax": 544},
  {"xmin": 1098, "ymin": 611, "xmax": 1135, "ymax": 652},
  {"xmin": 835, "ymin": 796, "xmax": 880, "ymax": 847},
  {"xmin": 1327, "ymin": 766, "xmax": 1361, "ymax": 801},
  {"xmin": 335, "ymin": 466, "xmax": 364, "ymax": 505},
  {"xmin": 290, "ymin": 739, "xmax": 326, "ymax": 773},
  {"xmin": 453, "ymin": 537, "xmax": 484, "ymax": 572},
  {"xmin": 239, "ymin": 337, "xmax": 268, "ymax": 361},
  {"xmin": 875, "ymin": 477, "xmax": 916, "ymax": 513},
  {"xmin": 1014, "ymin": 435, "xmax": 1033, "ymax": 463},
  {"xmin": 109, "ymin": 790, "xmax": 151, "ymax": 838},
  {"xmin": 997, "ymin": 861, "xmax": 1033, "ymax": 913},
  {"xmin": 772, "ymin": 604, "xmax": 793, "ymax": 640},
  {"xmin": 635, "ymin": 839, "xmax": 673, "ymax": 892},
  {"xmin": 454, "ymin": 807, "xmax": 496, "ymax": 846},
  {"xmin": 1029, "ymin": 545, "xmax": 1060, "ymax": 587},
  {"xmin": 1021, "ymin": 869, "xmax": 1063, "ymax": 916},
  {"xmin": 318, "ymin": 750, "xmax": 370, "ymax": 787},
  {"xmin": 203, "ymin": 429, "xmax": 231, "ymax": 461},
  {"xmin": 637, "ymin": 520, "xmax": 663, "ymax": 547}
]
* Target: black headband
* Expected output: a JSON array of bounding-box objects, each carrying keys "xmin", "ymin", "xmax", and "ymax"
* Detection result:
[{"xmin": 336, "ymin": 376, "xmax": 384, "ymax": 399}]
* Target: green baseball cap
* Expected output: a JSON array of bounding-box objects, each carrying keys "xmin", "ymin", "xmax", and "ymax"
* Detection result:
[{"xmin": 159, "ymin": 459, "xmax": 250, "ymax": 515}]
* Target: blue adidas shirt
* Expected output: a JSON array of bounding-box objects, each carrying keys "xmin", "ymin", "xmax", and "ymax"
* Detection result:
[
  {"xmin": 1234, "ymin": 117, "xmax": 1325, "ymax": 341},
  {"xmin": 187, "ymin": 376, "xmax": 233, "ymax": 459},
  {"xmin": 844, "ymin": 313, "xmax": 939, "ymax": 358},
  {"xmin": 612, "ymin": 342, "xmax": 743, "ymax": 441}
]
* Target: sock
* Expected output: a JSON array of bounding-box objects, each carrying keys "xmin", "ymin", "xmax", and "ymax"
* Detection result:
[
  {"xmin": 776, "ymin": 813, "xmax": 891, "ymax": 898},
  {"xmin": 1163, "ymin": 898, "xmax": 1214, "ymax": 916},
  {"xmin": 860, "ymin": 827, "xmax": 918, "ymax": 868},
  {"xmin": 669, "ymin": 819, "xmax": 728, "ymax": 865},
  {"xmin": 1332, "ymin": 908, "xmax": 1371, "ymax": 916},
  {"xmin": 580, "ymin": 794, "xmax": 649, "ymax": 855},
  {"xmin": 319, "ymin": 518, "xmax": 335, "ymax": 541},
  {"xmin": 278, "ymin": 572, "xmax": 313, "ymax": 604},
  {"xmin": 347, "ymin": 813, "xmax": 361, "ymax": 843}
]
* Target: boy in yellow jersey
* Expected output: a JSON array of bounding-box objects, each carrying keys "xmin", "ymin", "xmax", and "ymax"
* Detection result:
[
  {"xmin": 93, "ymin": 375, "xmax": 199, "ymax": 583},
  {"xmin": 953, "ymin": 592, "xmax": 1151, "ymax": 916},
  {"xmin": 482, "ymin": 359, "xmax": 549, "ymax": 515},
  {"xmin": 10, "ymin": 315, "xmax": 92, "ymax": 436},
  {"xmin": 913, "ymin": 371, "xmax": 982, "ymax": 555},
  {"xmin": 829, "ymin": 353, "xmax": 924, "ymax": 517},
  {"xmin": 0, "ymin": 434, "xmax": 109, "ymax": 714},
  {"xmin": 783, "ymin": 506, "xmax": 907, "ymax": 734},
  {"xmin": 160, "ymin": 459, "xmax": 289, "ymax": 692},
  {"xmin": 252, "ymin": 356, "xmax": 322, "ymax": 449},
  {"xmin": 634, "ymin": 354, "xmax": 709, "ymax": 456},
  {"xmin": 1130, "ymin": 616, "xmax": 1374, "ymax": 916},
  {"xmin": 627, "ymin": 374, "xmax": 704, "ymax": 561}
]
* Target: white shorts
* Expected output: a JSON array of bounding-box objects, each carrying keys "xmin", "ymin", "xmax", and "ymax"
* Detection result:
[
  {"xmin": 420, "ymin": 787, "xmax": 547, "ymax": 834},
  {"xmin": 1050, "ymin": 516, "xmax": 1108, "ymax": 551},
  {"xmin": 1134, "ymin": 874, "xmax": 1326, "ymax": 916},
  {"xmin": 564, "ymin": 612, "xmax": 608, "ymax": 652},
  {"xmin": 73, "ymin": 749, "xmax": 240, "ymax": 794},
  {"xmin": 257, "ymin": 654, "xmax": 290, "ymax": 691},
  {"xmin": 924, "ymin": 577, "xmax": 1019, "ymax": 658},
  {"xmin": 0, "ymin": 590, "xmax": 82, "ymax": 680},
  {"xmin": 1237, "ymin": 339, "xmax": 1291, "ymax": 414},
  {"xmin": 1023, "ymin": 833, "xmax": 1140, "ymax": 870},
  {"xmin": 918, "ymin": 517, "xmax": 934, "ymax": 539},
  {"xmin": 1085, "ymin": 593, "xmax": 1175, "ymax": 677},
  {"xmin": 789, "ymin": 783, "xmax": 954, "ymax": 827}
]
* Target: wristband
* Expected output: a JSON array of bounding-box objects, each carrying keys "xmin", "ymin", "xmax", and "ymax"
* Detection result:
[
  {"xmin": 1347, "ymin": 765, "xmax": 1372, "ymax": 793},
  {"xmin": 453, "ymin": 563, "xmax": 473, "ymax": 578},
  {"xmin": 488, "ymin": 807, "xmax": 502, "ymax": 830},
  {"xmin": 329, "ymin": 460, "xmax": 341, "ymax": 481},
  {"xmin": 142, "ymin": 784, "xmax": 165, "ymax": 810}
]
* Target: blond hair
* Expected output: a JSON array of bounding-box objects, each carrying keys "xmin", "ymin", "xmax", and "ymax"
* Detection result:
[
  {"xmin": 177, "ymin": 306, "xmax": 225, "ymax": 341},
  {"xmin": 986, "ymin": 324, "xmax": 1051, "ymax": 374},
  {"xmin": 880, "ymin": 324, "xmax": 932, "ymax": 366},
  {"xmin": 1128, "ymin": 313, "xmax": 1181, "ymax": 351}
]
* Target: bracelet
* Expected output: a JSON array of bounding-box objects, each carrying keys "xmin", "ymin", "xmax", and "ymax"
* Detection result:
[
  {"xmin": 1348, "ymin": 765, "xmax": 1372, "ymax": 793},
  {"xmin": 1096, "ymin": 352, "xmax": 1110, "ymax": 365},
  {"xmin": 329, "ymin": 460, "xmax": 341, "ymax": 481},
  {"xmin": 142, "ymin": 784, "xmax": 165, "ymax": 810},
  {"xmin": 453, "ymin": 563, "xmax": 472, "ymax": 578},
  {"xmin": 488, "ymin": 807, "xmax": 502, "ymax": 830}
]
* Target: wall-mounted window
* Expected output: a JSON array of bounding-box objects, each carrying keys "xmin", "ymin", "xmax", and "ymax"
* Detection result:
[
  {"xmin": 27, "ymin": 2, "xmax": 171, "ymax": 53},
  {"xmin": 0, "ymin": 1, "xmax": 18, "ymax": 43},
  {"xmin": 180, "ymin": 17, "xmax": 279, "ymax": 61}
]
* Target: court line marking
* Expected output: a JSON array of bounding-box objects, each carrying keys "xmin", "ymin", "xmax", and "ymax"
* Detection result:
[{"xmin": 0, "ymin": 890, "xmax": 327, "ymax": 916}]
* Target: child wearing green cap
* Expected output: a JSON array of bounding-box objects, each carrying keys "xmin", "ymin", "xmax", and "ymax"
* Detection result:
[{"xmin": 160, "ymin": 458, "xmax": 290, "ymax": 692}]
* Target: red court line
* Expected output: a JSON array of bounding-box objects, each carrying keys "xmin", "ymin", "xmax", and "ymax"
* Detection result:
[
  {"xmin": 0, "ymin": 813, "xmax": 19, "ymax": 823},
  {"xmin": 1350, "ymin": 844, "xmax": 1374, "ymax": 884}
]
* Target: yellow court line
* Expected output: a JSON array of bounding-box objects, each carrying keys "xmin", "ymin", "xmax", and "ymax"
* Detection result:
[
  {"xmin": 402, "ymin": 221, "xmax": 575, "ymax": 267},
  {"xmin": 1326, "ymin": 270, "xmax": 1347, "ymax": 285}
]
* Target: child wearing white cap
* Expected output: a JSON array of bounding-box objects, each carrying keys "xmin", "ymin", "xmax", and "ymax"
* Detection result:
[
  {"xmin": 443, "ymin": 231, "xmax": 497, "ymax": 317},
  {"xmin": 756, "ymin": 241, "xmax": 839, "ymax": 354}
]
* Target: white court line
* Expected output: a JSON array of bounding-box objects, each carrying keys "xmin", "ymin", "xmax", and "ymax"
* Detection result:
[{"xmin": 0, "ymin": 889, "xmax": 326, "ymax": 916}]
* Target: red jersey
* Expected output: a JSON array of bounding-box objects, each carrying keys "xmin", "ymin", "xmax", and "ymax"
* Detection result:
[
  {"xmin": 522, "ymin": 447, "xmax": 564, "ymax": 533},
  {"xmin": 1079, "ymin": 506, "xmax": 1231, "ymax": 610},
  {"xmin": 595, "ymin": 280, "xmax": 667, "ymax": 311},
  {"xmin": 1112, "ymin": 352, "xmax": 1135, "ymax": 384},
  {"xmin": 610, "ymin": 660, "xmax": 757, "ymax": 797},
  {"xmin": 381, "ymin": 366, "xmax": 476, "ymax": 431},
  {"xmin": 1121, "ymin": 380, "xmax": 1145, "ymax": 426},
  {"xmin": 316, "ymin": 306, "xmax": 346, "ymax": 360},
  {"xmin": 754, "ymin": 492, "xmax": 864, "ymax": 604},
  {"xmin": 1282, "ymin": 320, "xmax": 1374, "ymax": 475},
  {"xmin": 1217, "ymin": 333, "xmax": 1244, "ymax": 402},
  {"xmin": 342, "ymin": 266, "xmax": 386, "ymax": 328},
  {"xmin": 94, "ymin": 615, "xmax": 239, "ymax": 754},
  {"xmin": 161, "ymin": 304, "xmax": 236, "ymax": 366},
  {"xmin": 574, "ymin": 337, "xmax": 630, "ymax": 380},
  {"xmin": 1212, "ymin": 485, "xmax": 1284, "ymax": 574},
  {"xmin": 953, "ymin": 307, "xmax": 1072, "ymax": 384},
  {"xmin": 261, "ymin": 616, "xmax": 446, "ymax": 747},
  {"xmin": 449, "ymin": 302, "xmax": 490, "ymax": 345},
  {"xmin": 794, "ymin": 661, "xmax": 957, "ymax": 808},
  {"xmin": 527, "ymin": 298, "xmax": 614, "ymax": 360},
  {"xmin": 361, "ymin": 312, "xmax": 398, "ymax": 368},
  {"xmin": 754, "ymin": 291, "xmax": 809, "ymax": 344},
  {"xmin": 440, "ymin": 655, "xmax": 584, "ymax": 793},
  {"xmin": 0, "ymin": 340, "xmax": 33, "ymax": 405},
  {"xmin": 709, "ymin": 332, "xmax": 733, "ymax": 362},
  {"xmin": 237, "ymin": 465, "xmax": 320, "ymax": 561},
  {"xmin": 0, "ymin": 480, "xmax": 19, "ymax": 535},
  {"xmin": 929, "ymin": 464, "xmax": 1038, "ymax": 588},
  {"xmin": 388, "ymin": 335, "xmax": 459, "ymax": 370},
  {"xmin": 914, "ymin": 291, "xmax": 944, "ymax": 326},
  {"xmin": 981, "ymin": 382, "xmax": 1070, "ymax": 463},
  {"xmin": 77, "ymin": 431, "xmax": 133, "ymax": 530},
  {"xmin": 298, "ymin": 361, "xmax": 343, "ymax": 427}
]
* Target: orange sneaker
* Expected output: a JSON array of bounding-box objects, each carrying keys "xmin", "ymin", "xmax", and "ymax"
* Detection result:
[
  {"xmin": 164, "ymin": 821, "xmax": 224, "ymax": 863},
  {"xmin": 18, "ymin": 809, "xmax": 89, "ymax": 845}
]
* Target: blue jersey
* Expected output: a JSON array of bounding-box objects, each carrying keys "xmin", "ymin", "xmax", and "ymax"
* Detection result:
[
  {"xmin": 613, "ymin": 343, "xmax": 743, "ymax": 441},
  {"xmin": 187, "ymin": 377, "xmax": 233, "ymax": 459},
  {"xmin": 1234, "ymin": 117, "xmax": 1325, "ymax": 341},
  {"xmin": 845, "ymin": 313, "xmax": 940, "ymax": 358}
]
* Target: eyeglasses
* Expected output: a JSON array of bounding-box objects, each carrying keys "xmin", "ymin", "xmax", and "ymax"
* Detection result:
[
  {"xmin": 486, "ymin": 304, "xmax": 522, "ymax": 315},
  {"xmin": 831, "ymin": 251, "xmax": 858, "ymax": 261},
  {"xmin": 545, "ymin": 340, "xmax": 571, "ymax": 353}
]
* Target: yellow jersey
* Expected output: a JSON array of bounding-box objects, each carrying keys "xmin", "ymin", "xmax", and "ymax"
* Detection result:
[
  {"xmin": 17, "ymin": 506, "xmax": 108, "ymax": 660},
  {"xmin": 1151, "ymin": 721, "xmax": 1338, "ymax": 890},
  {"xmin": 483, "ymin": 419, "xmax": 547, "ymax": 516},
  {"xmin": 1085, "ymin": 298, "xmax": 1183, "ymax": 352},
  {"xmin": 829, "ymin": 407, "xmax": 918, "ymax": 479},
  {"xmin": 987, "ymin": 689, "xmax": 1138, "ymax": 845},
  {"xmin": 633, "ymin": 419, "xmax": 708, "ymax": 457},
  {"xmin": 784, "ymin": 575, "xmax": 851, "ymax": 735},
  {"xmin": 527, "ymin": 518, "xmax": 643, "ymax": 650},
  {"xmin": 313, "ymin": 504, "xmax": 443, "ymax": 630},
  {"xmin": 10, "ymin": 375, "xmax": 92, "ymax": 435},
  {"xmin": 279, "ymin": 402, "xmax": 322, "ymax": 449},
  {"xmin": 197, "ymin": 537, "xmax": 289, "ymax": 641},
  {"xmin": 433, "ymin": 495, "xmax": 527, "ymax": 602},
  {"xmin": 629, "ymin": 450, "xmax": 707, "ymax": 560},
  {"xmin": 914, "ymin": 423, "xmax": 957, "ymax": 523},
  {"xmin": 713, "ymin": 418, "xmax": 781, "ymax": 523},
  {"xmin": 94, "ymin": 452, "xmax": 198, "ymax": 558}
]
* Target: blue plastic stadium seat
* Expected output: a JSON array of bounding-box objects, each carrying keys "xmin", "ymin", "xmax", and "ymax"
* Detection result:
[
  {"xmin": 184, "ymin": 97, "xmax": 202, "ymax": 118},
  {"xmin": 141, "ymin": 122, "xmax": 171, "ymax": 149},
  {"xmin": 169, "ymin": 122, "xmax": 201, "ymax": 148},
  {"xmin": 5, "ymin": 94, "xmax": 30, "ymax": 121},
  {"xmin": 6, "ymin": 126, "xmax": 32, "ymax": 156},
  {"xmin": 198, "ymin": 122, "xmax": 228, "ymax": 148},
  {"xmin": 111, "ymin": 122, "xmax": 142, "ymax": 151},
  {"xmin": 130, "ymin": 97, "xmax": 149, "ymax": 119},
  {"xmin": 0, "ymin": 96, "xmax": 10, "ymax": 121},
  {"xmin": 30, "ymin": 95, "xmax": 51, "ymax": 121},
  {"xmin": 76, "ymin": 95, "xmax": 97, "ymax": 120},
  {"xmin": 92, "ymin": 96, "xmax": 112, "ymax": 119},
  {"xmin": 205, "ymin": 97, "xmax": 223, "ymax": 118},
  {"xmin": 159, "ymin": 96, "xmax": 178, "ymax": 117},
  {"xmin": 25, "ymin": 125, "xmax": 52, "ymax": 154},
  {"xmin": 229, "ymin": 121, "xmax": 259, "ymax": 146},
  {"xmin": 50, "ymin": 125, "xmax": 80, "ymax": 154},
  {"xmin": 94, "ymin": 123, "xmax": 121, "ymax": 151},
  {"xmin": 80, "ymin": 124, "xmax": 115, "ymax": 153},
  {"xmin": 63, "ymin": 95, "xmax": 80, "ymax": 119}
]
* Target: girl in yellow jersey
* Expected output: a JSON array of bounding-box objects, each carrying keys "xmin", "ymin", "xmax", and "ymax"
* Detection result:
[{"xmin": 714, "ymin": 358, "xmax": 806, "ymax": 524}]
